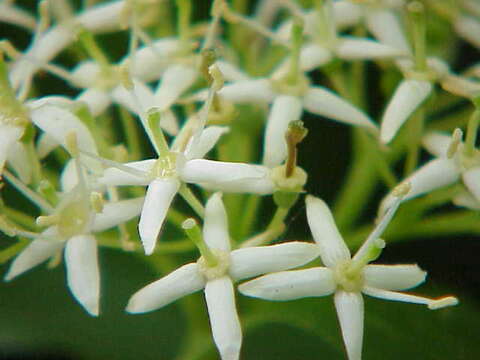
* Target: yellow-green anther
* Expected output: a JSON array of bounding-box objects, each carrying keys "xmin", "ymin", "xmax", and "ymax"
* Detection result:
[
  {"xmin": 182, "ymin": 218, "xmax": 218, "ymax": 267},
  {"xmin": 286, "ymin": 18, "xmax": 304, "ymax": 85},
  {"xmin": 77, "ymin": 29, "xmax": 110, "ymax": 70},
  {"xmin": 175, "ymin": 0, "xmax": 192, "ymax": 45},
  {"xmin": 36, "ymin": 214, "xmax": 60, "ymax": 227},
  {"xmin": 199, "ymin": 48, "xmax": 217, "ymax": 84},
  {"xmin": 146, "ymin": 110, "xmax": 170, "ymax": 156},
  {"xmin": 464, "ymin": 99, "xmax": 480, "ymax": 157},
  {"xmin": 408, "ymin": 1, "xmax": 427, "ymax": 73},
  {"xmin": 392, "ymin": 181, "xmax": 412, "ymax": 198},
  {"xmin": 209, "ymin": 64, "xmax": 224, "ymax": 92},
  {"xmin": 447, "ymin": 128, "xmax": 463, "ymax": 158},
  {"xmin": 90, "ymin": 192, "xmax": 104, "ymax": 213},
  {"xmin": 285, "ymin": 120, "xmax": 308, "ymax": 178},
  {"xmin": 347, "ymin": 238, "xmax": 385, "ymax": 276}
]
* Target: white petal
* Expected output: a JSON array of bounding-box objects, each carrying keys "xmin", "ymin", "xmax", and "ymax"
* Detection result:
[
  {"xmin": 93, "ymin": 197, "xmax": 144, "ymax": 232},
  {"xmin": 181, "ymin": 159, "xmax": 268, "ymax": 184},
  {"xmin": 462, "ymin": 167, "xmax": 480, "ymax": 201},
  {"xmin": 76, "ymin": 88, "xmax": 111, "ymax": 116},
  {"xmin": 303, "ymin": 86, "xmax": 376, "ymax": 130},
  {"xmin": 238, "ymin": 267, "xmax": 336, "ymax": 301},
  {"xmin": 216, "ymin": 60, "xmax": 249, "ymax": 82},
  {"xmin": 126, "ymin": 38, "xmax": 182, "ymax": 82},
  {"xmin": 218, "ymin": 79, "xmax": 275, "ymax": 104},
  {"xmin": 262, "ymin": 96, "xmax": 303, "ymax": 167},
  {"xmin": 126, "ymin": 262, "xmax": 205, "ymax": 313},
  {"xmin": 111, "ymin": 80, "xmax": 155, "ymax": 115},
  {"xmin": 305, "ymin": 195, "xmax": 351, "ymax": 268},
  {"xmin": 65, "ymin": 234, "xmax": 100, "ymax": 316},
  {"xmin": 336, "ymin": 37, "xmax": 406, "ymax": 60},
  {"xmin": 7, "ymin": 142, "xmax": 31, "ymax": 184},
  {"xmin": 204, "ymin": 193, "xmax": 231, "ymax": 252},
  {"xmin": 204, "ymin": 277, "xmax": 242, "ymax": 360},
  {"xmin": 184, "ymin": 126, "xmax": 229, "ymax": 160},
  {"xmin": 77, "ymin": 1, "xmax": 124, "ymax": 32},
  {"xmin": 138, "ymin": 178, "xmax": 180, "ymax": 255},
  {"xmin": 159, "ymin": 109, "xmax": 179, "ymax": 136},
  {"xmin": 30, "ymin": 105, "xmax": 98, "ymax": 155},
  {"xmin": 154, "ymin": 64, "xmax": 197, "ymax": 111},
  {"xmin": 300, "ymin": 43, "xmax": 332, "ymax": 71},
  {"xmin": 333, "ymin": 1, "xmax": 362, "ymax": 29},
  {"xmin": 60, "ymin": 159, "xmax": 79, "ymax": 193},
  {"xmin": 364, "ymin": 264, "xmax": 426, "ymax": 291},
  {"xmin": 380, "ymin": 158, "xmax": 460, "ymax": 212},
  {"xmin": 334, "ymin": 291, "xmax": 364, "ymax": 360},
  {"xmin": 198, "ymin": 170, "xmax": 275, "ymax": 195},
  {"xmin": 99, "ymin": 159, "xmax": 155, "ymax": 186},
  {"xmin": 37, "ymin": 133, "xmax": 59, "ymax": 159},
  {"xmin": 366, "ymin": 9, "xmax": 411, "ymax": 54},
  {"xmin": 0, "ymin": 124, "xmax": 23, "ymax": 173},
  {"xmin": 454, "ymin": 16, "xmax": 480, "ymax": 49},
  {"xmin": 0, "ymin": 2, "xmax": 36, "ymax": 30},
  {"xmin": 5, "ymin": 236, "xmax": 64, "ymax": 281},
  {"xmin": 70, "ymin": 61, "xmax": 100, "ymax": 88},
  {"xmin": 422, "ymin": 132, "xmax": 451, "ymax": 157},
  {"xmin": 380, "ymin": 80, "xmax": 432, "ymax": 144},
  {"xmin": 229, "ymin": 242, "xmax": 320, "ymax": 281}
]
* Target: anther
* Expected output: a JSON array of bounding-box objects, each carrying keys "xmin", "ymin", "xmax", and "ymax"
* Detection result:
[{"xmin": 285, "ymin": 120, "xmax": 308, "ymax": 178}]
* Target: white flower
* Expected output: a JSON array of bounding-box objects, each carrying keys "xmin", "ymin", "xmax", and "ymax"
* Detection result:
[
  {"xmin": 126, "ymin": 193, "xmax": 319, "ymax": 360},
  {"xmin": 239, "ymin": 195, "xmax": 458, "ymax": 360},
  {"xmin": 381, "ymin": 129, "xmax": 480, "ymax": 211},
  {"xmin": 98, "ymin": 118, "xmax": 273, "ymax": 255},
  {"xmin": 4, "ymin": 161, "xmax": 144, "ymax": 316}
]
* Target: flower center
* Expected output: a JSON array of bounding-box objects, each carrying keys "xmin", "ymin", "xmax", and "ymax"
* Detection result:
[
  {"xmin": 197, "ymin": 249, "xmax": 231, "ymax": 281},
  {"xmin": 57, "ymin": 195, "xmax": 91, "ymax": 239},
  {"xmin": 150, "ymin": 152, "xmax": 186, "ymax": 179},
  {"xmin": 333, "ymin": 260, "xmax": 365, "ymax": 293}
]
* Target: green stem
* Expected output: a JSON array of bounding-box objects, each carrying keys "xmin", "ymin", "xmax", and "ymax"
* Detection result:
[
  {"xmin": 464, "ymin": 108, "xmax": 480, "ymax": 157},
  {"xmin": 179, "ymin": 184, "xmax": 205, "ymax": 218},
  {"xmin": 408, "ymin": 1, "xmax": 427, "ymax": 72},
  {"xmin": 175, "ymin": 0, "xmax": 191, "ymax": 45},
  {"xmin": 241, "ymin": 206, "xmax": 289, "ymax": 248},
  {"xmin": 237, "ymin": 194, "xmax": 261, "ymax": 240},
  {"xmin": 119, "ymin": 107, "xmax": 142, "ymax": 160},
  {"xmin": 404, "ymin": 107, "xmax": 425, "ymax": 176}
]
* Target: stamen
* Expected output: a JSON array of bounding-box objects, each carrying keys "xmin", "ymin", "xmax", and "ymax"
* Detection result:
[
  {"xmin": 285, "ymin": 120, "xmax": 308, "ymax": 178},
  {"xmin": 348, "ymin": 238, "xmax": 385, "ymax": 275},
  {"xmin": 199, "ymin": 48, "xmax": 217, "ymax": 84},
  {"xmin": 76, "ymin": 29, "xmax": 111, "ymax": 72},
  {"xmin": 428, "ymin": 296, "xmax": 459, "ymax": 310},
  {"xmin": 182, "ymin": 218, "xmax": 218, "ymax": 266},
  {"xmin": 202, "ymin": 0, "xmax": 224, "ymax": 50},
  {"xmin": 80, "ymin": 150, "xmax": 147, "ymax": 178},
  {"xmin": 36, "ymin": 214, "xmax": 60, "ymax": 227},
  {"xmin": 146, "ymin": 109, "xmax": 171, "ymax": 156},
  {"xmin": 447, "ymin": 128, "xmax": 463, "ymax": 158},
  {"xmin": 90, "ymin": 192, "xmax": 104, "ymax": 213},
  {"xmin": 407, "ymin": 1, "xmax": 427, "ymax": 72}
]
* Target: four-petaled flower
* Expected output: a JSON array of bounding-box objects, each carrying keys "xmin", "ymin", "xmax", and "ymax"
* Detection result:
[{"xmin": 239, "ymin": 195, "xmax": 458, "ymax": 360}]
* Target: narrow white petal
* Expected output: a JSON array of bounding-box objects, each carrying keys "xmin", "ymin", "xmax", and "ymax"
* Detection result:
[
  {"xmin": 366, "ymin": 9, "xmax": 411, "ymax": 54},
  {"xmin": 364, "ymin": 264, "xmax": 426, "ymax": 291},
  {"xmin": 300, "ymin": 43, "xmax": 332, "ymax": 71},
  {"xmin": 380, "ymin": 80, "xmax": 432, "ymax": 144},
  {"xmin": 70, "ymin": 61, "xmax": 100, "ymax": 88},
  {"xmin": 93, "ymin": 197, "xmax": 144, "ymax": 232},
  {"xmin": 127, "ymin": 263, "xmax": 205, "ymax": 313},
  {"xmin": 154, "ymin": 65, "xmax": 197, "ymax": 111},
  {"xmin": 334, "ymin": 291, "xmax": 364, "ymax": 360},
  {"xmin": 238, "ymin": 267, "xmax": 336, "ymax": 301},
  {"xmin": 454, "ymin": 16, "xmax": 480, "ymax": 49},
  {"xmin": 0, "ymin": 124, "xmax": 23, "ymax": 173},
  {"xmin": 99, "ymin": 159, "xmax": 155, "ymax": 186},
  {"xmin": 362, "ymin": 286, "xmax": 458, "ymax": 310},
  {"xmin": 204, "ymin": 193, "xmax": 231, "ymax": 252},
  {"xmin": 0, "ymin": 2, "xmax": 36, "ymax": 30},
  {"xmin": 181, "ymin": 159, "xmax": 268, "ymax": 184},
  {"xmin": 422, "ymin": 132, "xmax": 451, "ymax": 158},
  {"xmin": 111, "ymin": 80, "xmax": 155, "ymax": 115},
  {"xmin": 333, "ymin": 1, "xmax": 362, "ymax": 29},
  {"xmin": 60, "ymin": 159, "xmax": 79, "ymax": 193},
  {"xmin": 305, "ymin": 195, "xmax": 351, "ymax": 268},
  {"xmin": 30, "ymin": 105, "xmax": 98, "ymax": 155},
  {"xmin": 230, "ymin": 242, "xmax": 320, "ymax": 281},
  {"xmin": 37, "ymin": 133, "xmax": 59, "ymax": 159},
  {"xmin": 462, "ymin": 167, "xmax": 480, "ymax": 201},
  {"xmin": 184, "ymin": 126, "xmax": 229, "ymax": 160},
  {"xmin": 303, "ymin": 87, "xmax": 376, "ymax": 130},
  {"xmin": 77, "ymin": 1, "xmax": 124, "ymax": 32},
  {"xmin": 336, "ymin": 37, "xmax": 406, "ymax": 60},
  {"xmin": 204, "ymin": 277, "xmax": 242, "ymax": 360},
  {"xmin": 159, "ymin": 109, "xmax": 179, "ymax": 136},
  {"xmin": 126, "ymin": 38, "xmax": 182, "ymax": 82},
  {"xmin": 76, "ymin": 88, "xmax": 111, "ymax": 116},
  {"xmin": 380, "ymin": 158, "xmax": 460, "ymax": 212},
  {"xmin": 198, "ymin": 170, "xmax": 275, "ymax": 195},
  {"xmin": 138, "ymin": 178, "xmax": 180, "ymax": 255},
  {"xmin": 7, "ymin": 142, "xmax": 31, "ymax": 184},
  {"xmin": 65, "ymin": 234, "xmax": 100, "ymax": 316},
  {"xmin": 216, "ymin": 60, "xmax": 249, "ymax": 82},
  {"xmin": 218, "ymin": 79, "xmax": 275, "ymax": 104},
  {"xmin": 262, "ymin": 96, "xmax": 303, "ymax": 167},
  {"xmin": 5, "ymin": 236, "xmax": 64, "ymax": 281}
]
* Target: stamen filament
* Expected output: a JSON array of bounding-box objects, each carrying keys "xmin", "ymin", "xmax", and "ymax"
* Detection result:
[
  {"xmin": 182, "ymin": 218, "xmax": 218, "ymax": 266},
  {"xmin": 408, "ymin": 1, "xmax": 427, "ymax": 73},
  {"xmin": 146, "ymin": 110, "xmax": 171, "ymax": 156}
]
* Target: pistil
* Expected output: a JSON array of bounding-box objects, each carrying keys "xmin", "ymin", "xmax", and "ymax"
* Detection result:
[{"xmin": 182, "ymin": 218, "xmax": 218, "ymax": 267}]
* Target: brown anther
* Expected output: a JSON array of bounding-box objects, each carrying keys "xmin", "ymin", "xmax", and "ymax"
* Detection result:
[{"xmin": 285, "ymin": 120, "xmax": 308, "ymax": 178}]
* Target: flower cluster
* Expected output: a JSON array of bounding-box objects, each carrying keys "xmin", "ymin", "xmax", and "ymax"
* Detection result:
[{"xmin": 1, "ymin": 0, "xmax": 477, "ymax": 359}]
